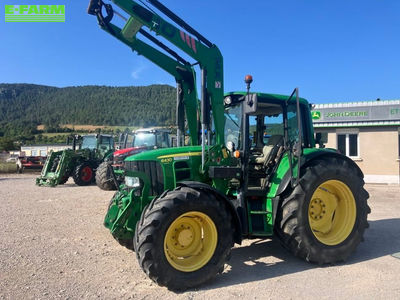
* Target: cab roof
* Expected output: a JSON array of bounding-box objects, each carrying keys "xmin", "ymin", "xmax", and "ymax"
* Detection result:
[
  {"xmin": 135, "ymin": 128, "xmax": 171, "ymax": 134},
  {"xmin": 225, "ymin": 91, "xmax": 310, "ymax": 106}
]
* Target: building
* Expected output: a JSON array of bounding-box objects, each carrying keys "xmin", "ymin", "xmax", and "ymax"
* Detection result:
[
  {"xmin": 312, "ymin": 100, "xmax": 400, "ymax": 184},
  {"xmin": 20, "ymin": 144, "xmax": 72, "ymax": 157}
]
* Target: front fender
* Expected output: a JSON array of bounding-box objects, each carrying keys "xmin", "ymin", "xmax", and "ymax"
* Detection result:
[{"xmin": 178, "ymin": 181, "xmax": 243, "ymax": 244}]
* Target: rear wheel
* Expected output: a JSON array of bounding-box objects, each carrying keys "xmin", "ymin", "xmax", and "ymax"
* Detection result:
[
  {"xmin": 73, "ymin": 163, "xmax": 94, "ymax": 186},
  {"xmin": 135, "ymin": 186, "xmax": 233, "ymax": 290},
  {"xmin": 275, "ymin": 156, "xmax": 370, "ymax": 264},
  {"xmin": 96, "ymin": 161, "xmax": 117, "ymax": 190}
]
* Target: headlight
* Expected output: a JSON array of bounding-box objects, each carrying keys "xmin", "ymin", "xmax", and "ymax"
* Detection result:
[
  {"xmin": 224, "ymin": 96, "xmax": 232, "ymax": 105},
  {"xmin": 124, "ymin": 176, "xmax": 140, "ymax": 187}
]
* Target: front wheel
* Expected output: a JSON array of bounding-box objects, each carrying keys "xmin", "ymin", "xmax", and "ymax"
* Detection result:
[
  {"xmin": 275, "ymin": 156, "xmax": 370, "ymax": 264},
  {"xmin": 134, "ymin": 186, "xmax": 233, "ymax": 290},
  {"xmin": 95, "ymin": 161, "xmax": 117, "ymax": 191},
  {"xmin": 73, "ymin": 163, "xmax": 95, "ymax": 186}
]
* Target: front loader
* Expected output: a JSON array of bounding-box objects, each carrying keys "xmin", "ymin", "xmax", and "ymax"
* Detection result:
[
  {"xmin": 89, "ymin": 0, "xmax": 370, "ymax": 290},
  {"xmin": 36, "ymin": 134, "xmax": 114, "ymax": 187}
]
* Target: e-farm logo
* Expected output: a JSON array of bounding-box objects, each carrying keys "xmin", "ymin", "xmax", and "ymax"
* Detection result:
[{"xmin": 5, "ymin": 5, "xmax": 65, "ymax": 22}]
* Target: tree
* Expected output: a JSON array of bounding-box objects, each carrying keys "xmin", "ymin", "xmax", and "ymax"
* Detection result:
[{"xmin": 0, "ymin": 137, "xmax": 17, "ymax": 151}]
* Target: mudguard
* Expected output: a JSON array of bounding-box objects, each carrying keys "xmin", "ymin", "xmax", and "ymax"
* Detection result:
[{"xmin": 178, "ymin": 181, "xmax": 242, "ymax": 244}]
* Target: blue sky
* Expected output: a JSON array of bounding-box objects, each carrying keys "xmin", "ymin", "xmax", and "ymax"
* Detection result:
[{"xmin": 1, "ymin": 0, "xmax": 400, "ymax": 103}]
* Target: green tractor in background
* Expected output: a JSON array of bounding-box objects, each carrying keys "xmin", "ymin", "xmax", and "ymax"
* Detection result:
[
  {"xmin": 89, "ymin": 0, "xmax": 370, "ymax": 291},
  {"xmin": 36, "ymin": 134, "xmax": 114, "ymax": 187}
]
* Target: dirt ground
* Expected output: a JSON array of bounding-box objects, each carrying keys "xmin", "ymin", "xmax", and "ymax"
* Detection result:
[{"xmin": 1, "ymin": 173, "xmax": 399, "ymax": 299}]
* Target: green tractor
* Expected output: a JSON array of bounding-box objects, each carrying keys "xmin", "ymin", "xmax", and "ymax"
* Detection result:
[
  {"xmin": 89, "ymin": 0, "xmax": 370, "ymax": 290},
  {"xmin": 96, "ymin": 128, "xmax": 173, "ymax": 190},
  {"xmin": 36, "ymin": 134, "xmax": 114, "ymax": 187}
]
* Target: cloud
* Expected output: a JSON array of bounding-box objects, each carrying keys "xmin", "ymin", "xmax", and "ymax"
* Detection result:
[{"xmin": 131, "ymin": 65, "xmax": 146, "ymax": 80}]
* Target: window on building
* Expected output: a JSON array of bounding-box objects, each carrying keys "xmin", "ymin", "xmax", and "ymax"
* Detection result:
[
  {"xmin": 398, "ymin": 131, "xmax": 400, "ymax": 158},
  {"xmin": 337, "ymin": 132, "xmax": 359, "ymax": 158}
]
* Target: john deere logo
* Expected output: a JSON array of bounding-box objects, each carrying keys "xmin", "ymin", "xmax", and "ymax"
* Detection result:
[
  {"xmin": 5, "ymin": 5, "xmax": 65, "ymax": 22},
  {"xmin": 312, "ymin": 111, "xmax": 321, "ymax": 120}
]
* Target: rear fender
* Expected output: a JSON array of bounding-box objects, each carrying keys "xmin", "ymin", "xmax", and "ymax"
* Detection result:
[{"xmin": 269, "ymin": 149, "xmax": 363, "ymax": 223}]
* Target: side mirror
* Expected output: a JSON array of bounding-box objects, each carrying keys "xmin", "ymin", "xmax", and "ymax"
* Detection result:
[{"xmin": 244, "ymin": 93, "xmax": 258, "ymax": 114}]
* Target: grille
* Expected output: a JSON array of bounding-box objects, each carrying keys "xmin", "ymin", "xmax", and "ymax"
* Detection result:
[{"xmin": 124, "ymin": 160, "xmax": 164, "ymax": 196}]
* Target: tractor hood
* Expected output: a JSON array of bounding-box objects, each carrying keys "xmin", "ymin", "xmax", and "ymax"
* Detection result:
[
  {"xmin": 114, "ymin": 146, "xmax": 147, "ymax": 157},
  {"xmin": 124, "ymin": 146, "xmax": 202, "ymax": 162}
]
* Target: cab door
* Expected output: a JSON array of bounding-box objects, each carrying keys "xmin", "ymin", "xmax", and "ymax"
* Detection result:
[{"xmin": 285, "ymin": 88, "xmax": 303, "ymax": 187}]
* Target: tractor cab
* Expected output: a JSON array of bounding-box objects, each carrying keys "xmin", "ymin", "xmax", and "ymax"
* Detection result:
[
  {"xmin": 133, "ymin": 128, "xmax": 171, "ymax": 149},
  {"xmin": 79, "ymin": 134, "xmax": 114, "ymax": 159},
  {"xmin": 223, "ymin": 91, "xmax": 314, "ymax": 193}
]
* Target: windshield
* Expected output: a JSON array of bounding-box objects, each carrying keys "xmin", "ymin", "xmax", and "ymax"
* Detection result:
[
  {"xmin": 81, "ymin": 136, "xmax": 97, "ymax": 150},
  {"xmin": 133, "ymin": 133, "xmax": 156, "ymax": 147},
  {"xmin": 224, "ymin": 105, "xmax": 242, "ymax": 150}
]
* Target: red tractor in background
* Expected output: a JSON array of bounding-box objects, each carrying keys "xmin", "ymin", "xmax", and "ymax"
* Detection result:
[{"xmin": 96, "ymin": 128, "xmax": 172, "ymax": 190}]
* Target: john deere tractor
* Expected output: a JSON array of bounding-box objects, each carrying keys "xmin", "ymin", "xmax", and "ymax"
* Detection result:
[
  {"xmin": 96, "ymin": 128, "xmax": 172, "ymax": 190},
  {"xmin": 36, "ymin": 134, "xmax": 114, "ymax": 187},
  {"xmin": 89, "ymin": 0, "xmax": 370, "ymax": 290}
]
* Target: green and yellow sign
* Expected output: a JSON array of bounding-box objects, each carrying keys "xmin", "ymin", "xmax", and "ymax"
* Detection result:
[
  {"xmin": 5, "ymin": 5, "xmax": 65, "ymax": 22},
  {"xmin": 311, "ymin": 111, "xmax": 321, "ymax": 120},
  {"xmin": 312, "ymin": 103, "xmax": 400, "ymax": 124}
]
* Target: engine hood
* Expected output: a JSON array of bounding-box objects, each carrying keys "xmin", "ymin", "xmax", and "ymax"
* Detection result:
[{"xmin": 114, "ymin": 146, "xmax": 147, "ymax": 157}]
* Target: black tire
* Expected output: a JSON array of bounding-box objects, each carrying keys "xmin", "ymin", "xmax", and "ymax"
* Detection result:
[
  {"xmin": 135, "ymin": 186, "xmax": 233, "ymax": 290},
  {"xmin": 275, "ymin": 156, "xmax": 370, "ymax": 264},
  {"xmin": 95, "ymin": 161, "xmax": 117, "ymax": 191},
  {"xmin": 72, "ymin": 162, "xmax": 95, "ymax": 186},
  {"xmin": 58, "ymin": 175, "xmax": 69, "ymax": 185}
]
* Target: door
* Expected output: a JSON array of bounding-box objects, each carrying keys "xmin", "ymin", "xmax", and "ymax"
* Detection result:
[{"xmin": 286, "ymin": 88, "xmax": 302, "ymax": 187}]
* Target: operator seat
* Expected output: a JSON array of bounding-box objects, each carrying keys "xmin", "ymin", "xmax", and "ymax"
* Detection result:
[{"xmin": 254, "ymin": 135, "xmax": 283, "ymax": 164}]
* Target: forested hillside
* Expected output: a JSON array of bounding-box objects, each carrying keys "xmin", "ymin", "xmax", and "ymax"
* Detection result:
[{"xmin": 0, "ymin": 83, "xmax": 176, "ymax": 138}]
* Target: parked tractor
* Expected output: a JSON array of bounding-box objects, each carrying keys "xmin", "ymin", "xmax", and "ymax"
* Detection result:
[
  {"xmin": 36, "ymin": 134, "xmax": 114, "ymax": 187},
  {"xmin": 96, "ymin": 128, "xmax": 172, "ymax": 190},
  {"xmin": 89, "ymin": 0, "xmax": 370, "ymax": 290}
]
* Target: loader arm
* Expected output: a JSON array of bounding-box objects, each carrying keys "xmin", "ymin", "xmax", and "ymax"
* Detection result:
[
  {"xmin": 100, "ymin": 21, "xmax": 199, "ymax": 145},
  {"xmin": 89, "ymin": 0, "xmax": 225, "ymax": 145}
]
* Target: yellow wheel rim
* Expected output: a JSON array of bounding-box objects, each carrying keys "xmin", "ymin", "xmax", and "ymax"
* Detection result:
[
  {"xmin": 164, "ymin": 211, "xmax": 217, "ymax": 272},
  {"xmin": 308, "ymin": 180, "xmax": 356, "ymax": 246}
]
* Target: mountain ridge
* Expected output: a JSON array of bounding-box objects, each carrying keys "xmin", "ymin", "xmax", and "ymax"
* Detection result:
[{"xmin": 0, "ymin": 83, "xmax": 177, "ymax": 137}]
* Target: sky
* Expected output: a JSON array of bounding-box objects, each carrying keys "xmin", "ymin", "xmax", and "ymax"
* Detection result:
[{"xmin": 1, "ymin": 0, "xmax": 400, "ymax": 104}]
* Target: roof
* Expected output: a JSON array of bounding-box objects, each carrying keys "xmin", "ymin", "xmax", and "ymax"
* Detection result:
[
  {"xmin": 135, "ymin": 128, "xmax": 171, "ymax": 133},
  {"xmin": 314, "ymin": 99, "xmax": 400, "ymax": 109},
  {"xmin": 226, "ymin": 91, "xmax": 309, "ymax": 105}
]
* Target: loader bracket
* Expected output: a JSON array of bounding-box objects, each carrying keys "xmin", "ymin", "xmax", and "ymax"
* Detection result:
[{"xmin": 88, "ymin": 0, "xmax": 114, "ymax": 28}]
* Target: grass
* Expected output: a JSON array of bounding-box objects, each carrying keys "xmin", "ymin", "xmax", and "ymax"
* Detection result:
[{"xmin": 0, "ymin": 162, "xmax": 17, "ymax": 173}]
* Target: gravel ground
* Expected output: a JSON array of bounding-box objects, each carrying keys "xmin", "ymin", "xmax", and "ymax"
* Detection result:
[{"xmin": 1, "ymin": 173, "xmax": 400, "ymax": 299}]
